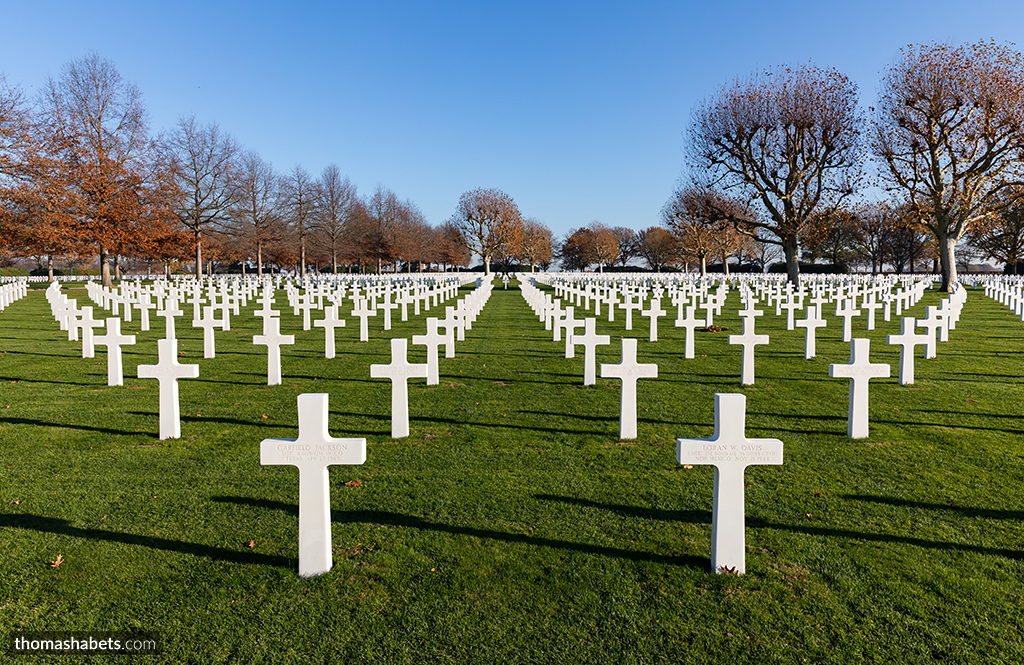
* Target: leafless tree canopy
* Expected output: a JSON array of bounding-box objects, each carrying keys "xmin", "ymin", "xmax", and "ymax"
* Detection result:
[
  {"xmin": 687, "ymin": 63, "xmax": 863, "ymax": 284},
  {"xmin": 873, "ymin": 41, "xmax": 1024, "ymax": 290}
]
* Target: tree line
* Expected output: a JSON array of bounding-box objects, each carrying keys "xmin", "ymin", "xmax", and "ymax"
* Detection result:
[
  {"xmin": 670, "ymin": 40, "xmax": 1024, "ymax": 291},
  {"xmin": 0, "ymin": 54, "xmax": 560, "ymax": 284}
]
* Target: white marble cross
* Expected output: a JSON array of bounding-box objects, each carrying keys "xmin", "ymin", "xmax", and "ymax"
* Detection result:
[
  {"xmin": 351, "ymin": 299, "xmax": 376, "ymax": 342},
  {"xmin": 379, "ymin": 295, "xmax": 398, "ymax": 331},
  {"xmin": 561, "ymin": 307, "xmax": 585, "ymax": 358},
  {"xmin": 370, "ymin": 338, "xmax": 429, "ymax": 438},
  {"xmin": 158, "ymin": 298, "xmax": 183, "ymax": 340},
  {"xmin": 829, "ymin": 338, "xmax": 890, "ymax": 438},
  {"xmin": 136, "ymin": 293, "xmax": 155, "ymax": 332},
  {"xmin": 412, "ymin": 317, "xmax": 446, "ymax": 385},
  {"xmin": 642, "ymin": 298, "xmax": 667, "ymax": 342},
  {"xmin": 78, "ymin": 306, "xmax": 104, "ymax": 359},
  {"xmin": 835, "ymin": 299, "xmax": 861, "ymax": 343},
  {"xmin": 192, "ymin": 305, "xmax": 225, "ymax": 359},
  {"xmin": 572, "ymin": 318, "xmax": 610, "ymax": 385},
  {"xmin": 253, "ymin": 317, "xmax": 296, "ymax": 386},
  {"xmin": 674, "ymin": 305, "xmax": 705, "ymax": 359},
  {"xmin": 886, "ymin": 317, "xmax": 929, "ymax": 385},
  {"xmin": 260, "ymin": 393, "xmax": 366, "ymax": 578},
  {"xmin": 313, "ymin": 305, "xmax": 346, "ymax": 359},
  {"xmin": 619, "ymin": 295, "xmax": 641, "ymax": 330},
  {"xmin": 296, "ymin": 293, "xmax": 317, "ymax": 331},
  {"xmin": 136, "ymin": 338, "xmax": 200, "ymax": 440},
  {"xmin": 600, "ymin": 338, "xmax": 658, "ymax": 439},
  {"xmin": 917, "ymin": 306, "xmax": 942, "ymax": 359},
  {"xmin": 728, "ymin": 317, "xmax": 769, "ymax": 385},
  {"xmin": 677, "ymin": 393, "xmax": 783, "ymax": 575},
  {"xmin": 794, "ymin": 305, "xmax": 827, "ymax": 359},
  {"xmin": 92, "ymin": 317, "xmax": 136, "ymax": 386}
]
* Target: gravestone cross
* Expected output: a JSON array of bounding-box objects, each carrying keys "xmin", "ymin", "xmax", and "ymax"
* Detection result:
[
  {"xmin": 728, "ymin": 316, "xmax": 769, "ymax": 385},
  {"xmin": 192, "ymin": 305, "xmax": 225, "ymax": 359},
  {"xmin": 674, "ymin": 305, "xmax": 705, "ymax": 359},
  {"xmin": 412, "ymin": 317, "xmax": 446, "ymax": 385},
  {"xmin": 676, "ymin": 393, "xmax": 783, "ymax": 575},
  {"xmin": 157, "ymin": 298, "xmax": 183, "ymax": 340},
  {"xmin": 829, "ymin": 338, "xmax": 890, "ymax": 438},
  {"xmin": 572, "ymin": 317, "xmax": 610, "ymax": 385},
  {"xmin": 561, "ymin": 307, "xmax": 585, "ymax": 358},
  {"xmin": 794, "ymin": 305, "xmax": 827, "ymax": 359},
  {"xmin": 92, "ymin": 317, "xmax": 136, "ymax": 386},
  {"xmin": 136, "ymin": 338, "xmax": 200, "ymax": 440},
  {"xmin": 260, "ymin": 393, "xmax": 366, "ymax": 578},
  {"xmin": 78, "ymin": 306, "xmax": 104, "ymax": 359},
  {"xmin": 351, "ymin": 299, "xmax": 376, "ymax": 342},
  {"xmin": 886, "ymin": 317, "xmax": 929, "ymax": 385},
  {"xmin": 600, "ymin": 338, "xmax": 658, "ymax": 439},
  {"xmin": 370, "ymin": 338, "xmax": 429, "ymax": 438},
  {"xmin": 313, "ymin": 305, "xmax": 346, "ymax": 359},
  {"xmin": 642, "ymin": 298, "xmax": 667, "ymax": 342},
  {"xmin": 253, "ymin": 317, "xmax": 296, "ymax": 386}
]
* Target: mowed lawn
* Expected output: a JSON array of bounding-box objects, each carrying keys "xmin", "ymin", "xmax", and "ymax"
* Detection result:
[{"xmin": 1, "ymin": 276, "xmax": 1023, "ymax": 664}]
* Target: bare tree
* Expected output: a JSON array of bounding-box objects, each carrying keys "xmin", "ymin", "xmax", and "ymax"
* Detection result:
[
  {"xmin": 611, "ymin": 226, "xmax": 639, "ymax": 267},
  {"xmin": 687, "ymin": 63, "xmax": 863, "ymax": 285},
  {"xmin": 435, "ymin": 220, "xmax": 471, "ymax": 271},
  {"xmin": 230, "ymin": 150, "xmax": 281, "ymax": 278},
  {"xmin": 849, "ymin": 202, "xmax": 898, "ymax": 274},
  {"xmin": 664, "ymin": 186, "xmax": 754, "ymax": 276},
  {"xmin": 281, "ymin": 164, "xmax": 316, "ymax": 280},
  {"xmin": 450, "ymin": 187, "xmax": 523, "ymax": 274},
  {"xmin": 163, "ymin": 115, "xmax": 240, "ymax": 279},
  {"xmin": 873, "ymin": 41, "xmax": 1024, "ymax": 291},
  {"xmin": 363, "ymin": 184, "xmax": 405, "ymax": 273},
  {"xmin": 313, "ymin": 164, "xmax": 357, "ymax": 274}
]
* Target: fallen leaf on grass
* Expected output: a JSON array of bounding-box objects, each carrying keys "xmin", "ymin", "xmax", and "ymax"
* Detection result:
[
  {"xmin": 50, "ymin": 554, "xmax": 64, "ymax": 568},
  {"xmin": 683, "ymin": 464, "xmax": 693, "ymax": 469},
  {"xmin": 247, "ymin": 540, "xmax": 255, "ymax": 549},
  {"xmin": 718, "ymin": 565, "xmax": 738, "ymax": 575},
  {"xmin": 346, "ymin": 544, "xmax": 362, "ymax": 556},
  {"xmin": 345, "ymin": 480, "xmax": 362, "ymax": 487},
  {"xmin": 9, "ymin": 500, "xmax": 21, "ymax": 505},
  {"xmin": 965, "ymin": 399, "xmax": 978, "ymax": 403},
  {"xmin": 261, "ymin": 414, "xmax": 268, "ymax": 419}
]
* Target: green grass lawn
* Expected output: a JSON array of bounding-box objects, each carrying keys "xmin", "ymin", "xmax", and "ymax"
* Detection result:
[{"xmin": 1, "ymin": 277, "xmax": 1023, "ymax": 664}]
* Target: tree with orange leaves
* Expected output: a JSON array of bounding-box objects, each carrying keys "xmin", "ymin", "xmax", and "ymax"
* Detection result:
[
  {"xmin": 687, "ymin": 63, "xmax": 863, "ymax": 285},
  {"xmin": 39, "ymin": 53, "xmax": 165, "ymax": 287},
  {"xmin": 874, "ymin": 41, "xmax": 1024, "ymax": 291}
]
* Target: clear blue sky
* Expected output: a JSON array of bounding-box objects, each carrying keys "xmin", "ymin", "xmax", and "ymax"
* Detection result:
[{"xmin": 2, "ymin": 0, "xmax": 1022, "ymax": 239}]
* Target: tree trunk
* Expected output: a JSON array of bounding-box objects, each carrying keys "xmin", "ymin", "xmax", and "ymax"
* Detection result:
[
  {"xmin": 700, "ymin": 255, "xmax": 707, "ymax": 277},
  {"xmin": 257, "ymin": 243, "xmax": 263, "ymax": 279},
  {"xmin": 195, "ymin": 230, "xmax": 203, "ymax": 281},
  {"xmin": 47, "ymin": 255, "xmax": 54, "ymax": 282},
  {"xmin": 300, "ymin": 239, "xmax": 307, "ymax": 281},
  {"xmin": 100, "ymin": 245, "xmax": 112, "ymax": 288},
  {"xmin": 782, "ymin": 235, "xmax": 800, "ymax": 287},
  {"xmin": 938, "ymin": 233, "xmax": 958, "ymax": 292},
  {"xmin": 484, "ymin": 255, "xmax": 491, "ymax": 275}
]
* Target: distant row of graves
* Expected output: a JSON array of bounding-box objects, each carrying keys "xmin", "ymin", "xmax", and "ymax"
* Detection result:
[{"xmin": 4, "ymin": 271, "xmax": 1018, "ymax": 577}]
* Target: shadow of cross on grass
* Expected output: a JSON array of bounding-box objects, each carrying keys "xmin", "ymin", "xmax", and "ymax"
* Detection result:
[
  {"xmin": 534, "ymin": 495, "xmax": 1024, "ymax": 562},
  {"xmin": 0, "ymin": 513, "xmax": 293, "ymax": 568},
  {"xmin": 211, "ymin": 496, "xmax": 707, "ymax": 569}
]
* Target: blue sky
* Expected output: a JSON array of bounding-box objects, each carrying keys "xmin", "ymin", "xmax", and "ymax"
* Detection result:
[{"xmin": 2, "ymin": 1, "xmax": 1022, "ymax": 239}]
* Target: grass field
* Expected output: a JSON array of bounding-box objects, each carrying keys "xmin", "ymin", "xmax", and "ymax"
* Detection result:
[{"xmin": 1, "ymin": 276, "xmax": 1023, "ymax": 664}]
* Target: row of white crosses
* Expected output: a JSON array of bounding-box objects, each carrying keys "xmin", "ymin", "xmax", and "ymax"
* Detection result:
[
  {"xmin": 371, "ymin": 278, "xmax": 493, "ymax": 438},
  {"xmin": 47, "ymin": 274, "xmax": 478, "ymax": 441},
  {"xmin": 0, "ymin": 280, "xmax": 28, "ymax": 311},
  {"xmin": 263, "ymin": 385, "xmax": 784, "ymax": 578}
]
